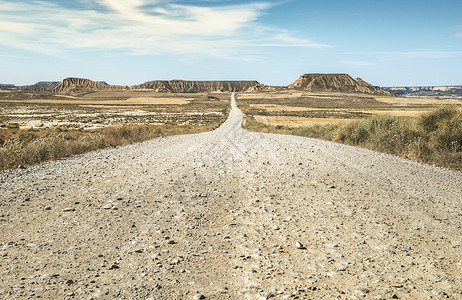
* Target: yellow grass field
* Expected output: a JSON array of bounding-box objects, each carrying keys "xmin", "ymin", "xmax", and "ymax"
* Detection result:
[
  {"xmin": 0, "ymin": 91, "xmax": 230, "ymax": 169},
  {"xmin": 362, "ymin": 110, "xmax": 431, "ymax": 117},
  {"xmin": 240, "ymin": 91, "xmax": 347, "ymax": 100},
  {"xmin": 125, "ymin": 97, "xmax": 192, "ymax": 104},
  {"xmin": 240, "ymin": 91, "xmax": 462, "ymax": 171},
  {"xmin": 375, "ymin": 96, "xmax": 462, "ymax": 105},
  {"xmin": 249, "ymin": 104, "xmax": 320, "ymax": 112},
  {"xmin": 249, "ymin": 104, "xmax": 431, "ymax": 117},
  {"xmin": 254, "ymin": 115, "xmax": 355, "ymax": 127}
]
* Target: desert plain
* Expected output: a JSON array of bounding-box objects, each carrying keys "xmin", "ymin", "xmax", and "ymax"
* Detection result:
[{"xmin": 0, "ymin": 87, "xmax": 461, "ymax": 299}]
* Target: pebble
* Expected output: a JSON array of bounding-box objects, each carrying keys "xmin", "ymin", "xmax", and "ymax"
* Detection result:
[
  {"xmin": 102, "ymin": 204, "xmax": 113, "ymax": 209},
  {"xmin": 295, "ymin": 241, "xmax": 304, "ymax": 249},
  {"xmin": 62, "ymin": 207, "xmax": 75, "ymax": 212},
  {"xmin": 93, "ymin": 289, "xmax": 109, "ymax": 297},
  {"xmin": 432, "ymin": 289, "xmax": 447, "ymax": 297},
  {"xmin": 2, "ymin": 242, "xmax": 15, "ymax": 250},
  {"xmin": 40, "ymin": 273, "xmax": 59, "ymax": 280},
  {"xmin": 193, "ymin": 293, "xmax": 205, "ymax": 299},
  {"xmin": 337, "ymin": 265, "xmax": 348, "ymax": 271},
  {"xmin": 65, "ymin": 279, "xmax": 74, "ymax": 285}
]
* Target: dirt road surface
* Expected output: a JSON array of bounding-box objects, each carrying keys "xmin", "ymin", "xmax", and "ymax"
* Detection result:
[{"xmin": 1, "ymin": 94, "xmax": 461, "ymax": 299}]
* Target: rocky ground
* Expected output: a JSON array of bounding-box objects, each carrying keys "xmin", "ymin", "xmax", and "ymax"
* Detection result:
[{"xmin": 1, "ymin": 94, "xmax": 461, "ymax": 299}]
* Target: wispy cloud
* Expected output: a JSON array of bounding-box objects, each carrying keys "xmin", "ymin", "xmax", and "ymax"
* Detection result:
[
  {"xmin": 0, "ymin": 0, "xmax": 328, "ymax": 58},
  {"xmin": 343, "ymin": 51, "xmax": 462, "ymax": 59}
]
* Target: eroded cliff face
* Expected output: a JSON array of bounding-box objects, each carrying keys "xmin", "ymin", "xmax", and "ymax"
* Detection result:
[
  {"xmin": 0, "ymin": 82, "xmax": 60, "ymax": 92},
  {"xmin": 133, "ymin": 80, "xmax": 261, "ymax": 93},
  {"xmin": 52, "ymin": 78, "xmax": 262, "ymax": 93},
  {"xmin": 21, "ymin": 82, "xmax": 60, "ymax": 92},
  {"xmin": 51, "ymin": 75, "xmax": 392, "ymax": 95},
  {"xmin": 288, "ymin": 74, "xmax": 392, "ymax": 96},
  {"xmin": 383, "ymin": 86, "xmax": 462, "ymax": 98},
  {"xmin": 53, "ymin": 78, "xmax": 128, "ymax": 93}
]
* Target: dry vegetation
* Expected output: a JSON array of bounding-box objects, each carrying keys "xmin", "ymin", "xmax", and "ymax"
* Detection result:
[
  {"xmin": 0, "ymin": 91, "xmax": 230, "ymax": 170},
  {"xmin": 238, "ymin": 91, "xmax": 462, "ymax": 171}
]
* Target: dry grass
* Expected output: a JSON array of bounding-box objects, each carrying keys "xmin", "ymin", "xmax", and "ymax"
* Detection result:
[
  {"xmin": 240, "ymin": 90, "xmax": 366, "ymax": 100},
  {"xmin": 0, "ymin": 91, "xmax": 230, "ymax": 170},
  {"xmin": 238, "ymin": 91, "xmax": 462, "ymax": 171},
  {"xmin": 250, "ymin": 104, "xmax": 430, "ymax": 117},
  {"xmin": 78, "ymin": 90, "xmax": 196, "ymax": 99},
  {"xmin": 1, "ymin": 92, "xmax": 230, "ymax": 129},
  {"xmin": 0, "ymin": 124, "xmax": 218, "ymax": 170},
  {"xmin": 0, "ymin": 98, "xmax": 193, "ymax": 105},
  {"xmin": 249, "ymin": 104, "xmax": 321, "ymax": 112},
  {"xmin": 125, "ymin": 97, "xmax": 192, "ymax": 104},
  {"xmin": 245, "ymin": 107, "xmax": 462, "ymax": 171},
  {"xmin": 375, "ymin": 96, "xmax": 462, "ymax": 105},
  {"xmin": 254, "ymin": 115, "xmax": 354, "ymax": 127},
  {"xmin": 360, "ymin": 110, "xmax": 430, "ymax": 117}
]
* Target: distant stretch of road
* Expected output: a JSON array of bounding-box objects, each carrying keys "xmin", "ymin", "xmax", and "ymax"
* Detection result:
[{"xmin": 1, "ymin": 94, "xmax": 461, "ymax": 299}]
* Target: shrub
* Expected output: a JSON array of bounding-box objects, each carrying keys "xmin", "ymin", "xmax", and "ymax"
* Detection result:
[
  {"xmin": 418, "ymin": 106, "xmax": 459, "ymax": 133},
  {"xmin": 0, "ymin": 124, "xmax": 215, "ymax": 170},
  {"xmin": 244, "ymin": 106, "xmax": 462, "ymax": 171},
  {"xmin": 292, "ymin": 124, "xmax": 340, "ymax": 140}
]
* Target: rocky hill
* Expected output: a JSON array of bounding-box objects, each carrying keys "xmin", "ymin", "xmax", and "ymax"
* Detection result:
[
  {"xmin": 133, "ymin": 80, "xmax": 261, "ymax": 93},
  {"xmin": 0, "ymin": 84, "xmax": 17, "ymax": 91},
  {"xmin": 20, "ymin": 81, "xmax": 60, "ymax": 92},
  {"xmin": 245, "ymin": 84, "xmax": 278, "ymax": 93},
  {"xmin": 1, "ymin": 81, "xmax": 72, "ymax": 92},
  {"xmin": 382, "ymin": 86, "xmax": 462, "ymax": 98},
  {"xmin": 2, "ymin": 75, "xmax": 398, "ymax": 95},
  {"xmin": 288, "ymin": 74, "xmax": 393, "ymax": 95},
  {"xmin": 52, "ymin": 78, "xmax": 128, "ymax": 94},
  {"xmin": 50, "ymin": 78, "xmax": 262, "ymax": 93}
]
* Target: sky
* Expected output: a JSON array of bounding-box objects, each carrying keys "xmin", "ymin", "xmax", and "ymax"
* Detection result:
[{"xmin": 0, "ymin": 0, "xmax": 461, "ymax": 87}]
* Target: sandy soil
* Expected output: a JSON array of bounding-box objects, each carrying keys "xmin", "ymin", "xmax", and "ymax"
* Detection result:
[
  {"xmin": 1, "ymin": 94, "xmax": 461, "ymax": 299},
  {"xmin": 0, "ymin": 98, "xmax": 193, "ymax": 105},
  {"xmin": 124, "ymin": 98, "xmax": 192, "ymax": 105}
]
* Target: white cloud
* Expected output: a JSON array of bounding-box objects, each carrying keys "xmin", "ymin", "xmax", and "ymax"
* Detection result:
[{"xmin": 0, "ymin": 0, "xmax": 327, "ymax": 58}]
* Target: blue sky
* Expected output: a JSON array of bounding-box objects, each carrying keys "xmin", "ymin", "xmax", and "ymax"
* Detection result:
[{"xmin": 0, "ymin": 0, "xmax": 461, "ymax": 86}]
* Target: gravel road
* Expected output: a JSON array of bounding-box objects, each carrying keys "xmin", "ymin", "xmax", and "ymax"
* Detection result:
[{"xmin": 1, "ymin": 94, "xmax": 461, "ymax": 299}]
